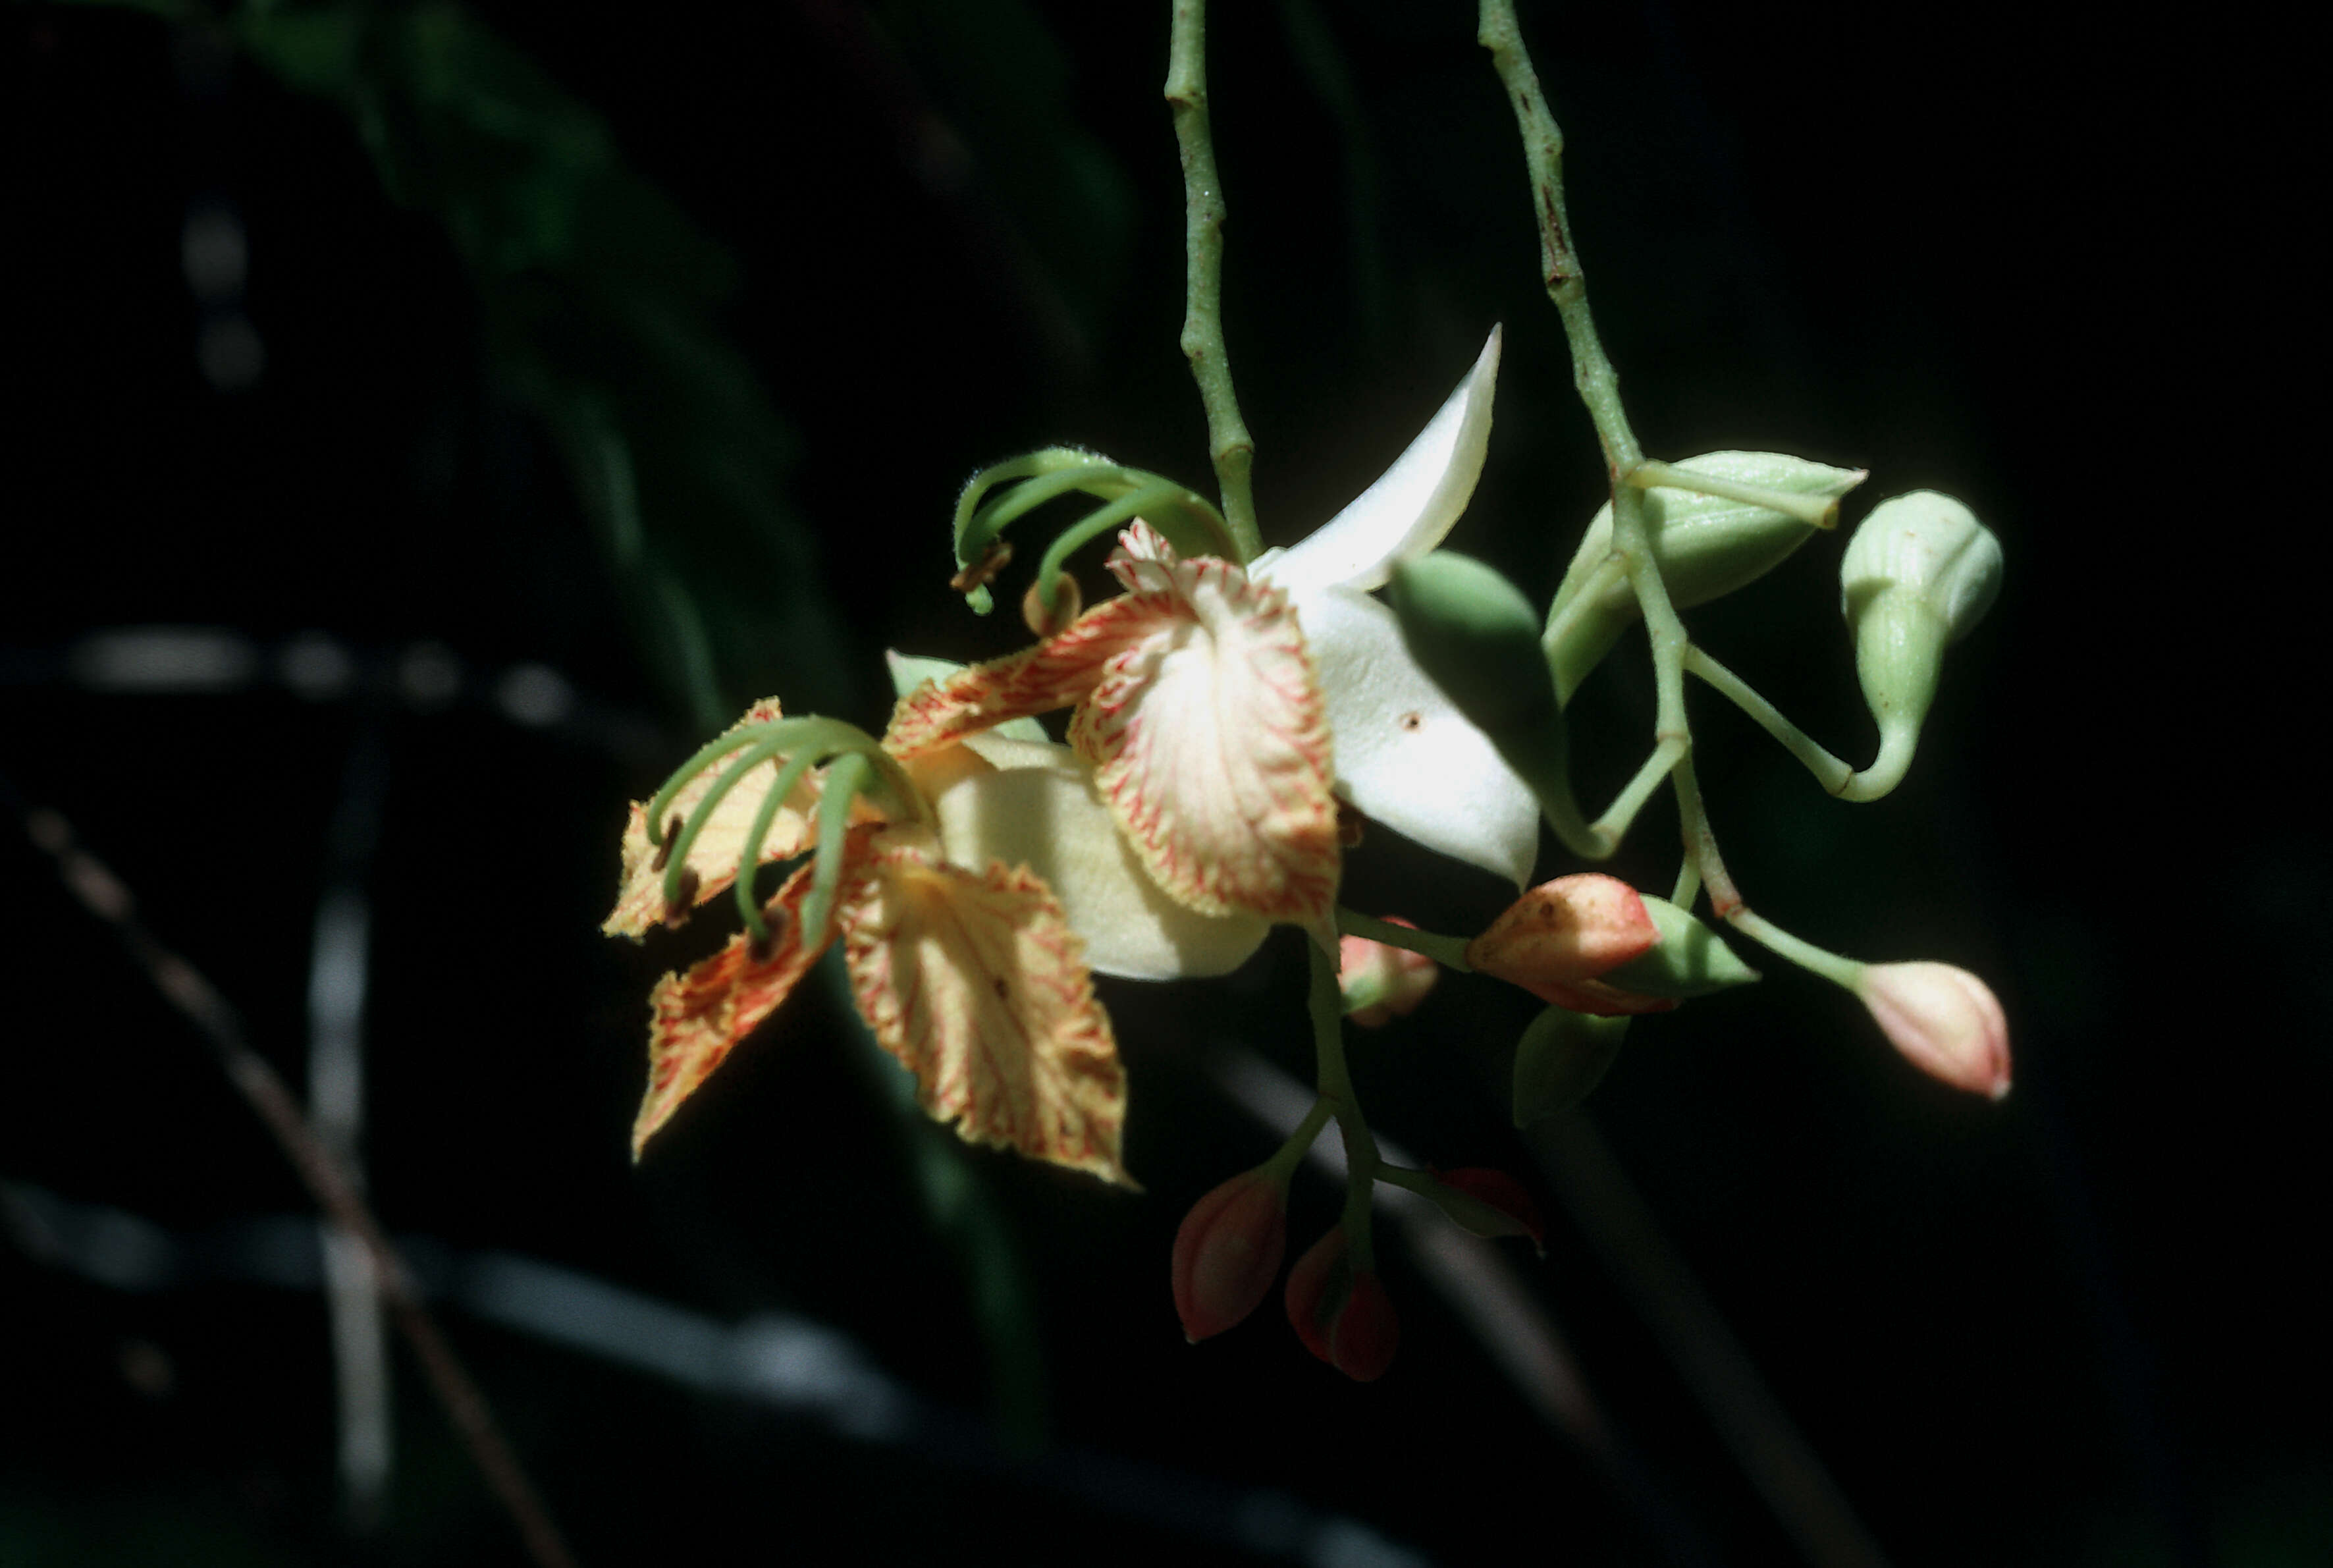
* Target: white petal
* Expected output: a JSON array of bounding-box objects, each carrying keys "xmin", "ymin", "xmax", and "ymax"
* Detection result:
[
  {"xmin": 929, "ymin": 760, "xmax": 1270, "ymax": 981},
  {"xmin": 1295, "ymin": 583, "xmax": 1540, "ymax": 889},
  {"xmin": 1254, "ymin": 327, "xmax": 1501, "ymax": 597}
]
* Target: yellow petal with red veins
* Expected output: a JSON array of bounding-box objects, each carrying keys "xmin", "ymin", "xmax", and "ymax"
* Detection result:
[
  {"xmin": 1074, "ymin": 526, "xmax": 1339, "ymax": 927},
  {"xmin": 840, "ymin": 838, "xmax": 1134, "ymax": 1187},
  {"xmin": 603, "ymin": 697, "xmax": 819, "ymax": 938},
  {"xmin": 634, "ymin": 861, "xmax": 832, "ymax": 1158}
]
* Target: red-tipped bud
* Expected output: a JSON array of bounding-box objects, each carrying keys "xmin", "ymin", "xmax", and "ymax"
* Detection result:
[
  {"xmin": 1171, "ymin": 1169, "xmax": 1289, "ymax": 1342},
  {"xmin": 1855, "ymin": 961, "xmax": 2011, "ymax": 1099},
  {"xmin": 1426, "ymin": 1166, "xmax": 1547, "ymax": 1253},
  {"xmin": 1466, "ymin": 874, "xmax": 1674, "ymax": 1015},
  {"xmin": 1284, "ymin": 1227, "xmax": 1399, "ymax": 1382},
  {"xmin": 1338, "ymin": 917, "xmax": 1439, "ymax": 1027}
]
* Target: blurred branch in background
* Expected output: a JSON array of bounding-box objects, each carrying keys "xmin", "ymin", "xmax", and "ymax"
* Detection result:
[
  {"xmin": 3, "ymin": 769, "xmax": 580, "ymax": 1568},
  {"xmin": 0, "ymin": 1180, "xmax": 1437, "ymax": 1568}
]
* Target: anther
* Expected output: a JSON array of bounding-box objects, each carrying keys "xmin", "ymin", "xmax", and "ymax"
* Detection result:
[
  {"xmin": 662, "ymin": 867, "xmax": 700, "ymax": 928},
  {"xmin": 1023, "ymin": 572, "xmax": 1083, "ymax": 637},
  {"xmin": 950, "ymin": 539, "xmax": 1013, "ymax": 594},
  {"xmin": 649, "ymin": 813, "xmax": 682, "ymax": 871}
]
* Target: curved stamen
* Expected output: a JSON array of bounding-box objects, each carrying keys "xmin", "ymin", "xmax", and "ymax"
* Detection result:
[
  {"xmin": 660, "ymin": 732, "xmax": 791, "ymax": 915},
  {"xmin": 1031, "ymin": 483, "xmax": 1186, "ymax": 617},
  {"xmin": 795, "ymin": 751, "xmax": 874, "ymax": 947},
  {"xmin": 952, "ymin": 450, "xmax": 1235, "ymax": 612},
  {"xmin": 732, "ymin": 746, "xmax": 830, "ymax": 942}
]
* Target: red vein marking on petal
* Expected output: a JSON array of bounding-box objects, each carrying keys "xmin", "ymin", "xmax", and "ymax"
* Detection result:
[
  {"xmin": 1077, "ymin": 552, "xmax": 1339, "ymax": 923},
  {"xmin": 634, "ymin": 859, "xmax": 834, "ymax": 1158},
  {"xmin": 840, "ymin": 839, "xmax": 1134, "ymax": 1187},
  {"xmin": 881, "ymin": 595, "xmax": 1177, "ymax": 760}
]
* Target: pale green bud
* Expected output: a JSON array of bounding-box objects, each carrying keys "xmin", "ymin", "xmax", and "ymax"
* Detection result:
[
  {"xmin": 1386, "ymin": 551, "xmax": 1569, "ymax": 805},
  {"xmin": 1837, "ymin": 492, "xmax": 2002, "ymax": 794},
  {"xmin": 1597, "ymin": 894, "xmax": 1760, "ymax": 1000},
  {"xmin": 1511, "ymin": 1007, "xmax": 1630, "ymax": 1124},
  {"xmin": 1545, "ymin": 452, "xmax": 1867, "ymax": 703}
]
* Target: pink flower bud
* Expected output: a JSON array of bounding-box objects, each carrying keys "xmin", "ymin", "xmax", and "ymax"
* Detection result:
[
  {"xmin": 1466, "ymin": 874, "xmax": 1674, "ymax": 1015},
  {"xmin": 1855, "ymin": 961, "xmax": 2011, "ymax": 1099},
  {"xmin": 1284, "ymin": 1226, "xmax": 1399, "ymax": 1382},
  {"xmin": 1428, "ymin": 1166, "xmax": 1547, "ymax": 1252},
  {"xmin": 1171, "ymin": 1169, "xmax": 1289, "ymax": 1342},
  {"xmin": 1338, "ymin": 917, "xmax": 1439, "ymax": 1027}
]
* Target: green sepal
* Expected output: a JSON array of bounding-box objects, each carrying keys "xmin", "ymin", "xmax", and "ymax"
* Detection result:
[
  {"xmin": 1598, "ymin": 895, "xmax": 1759, "ymax": 999},
  {"xmin": 1545, "ymin": 452, "xmax": 1867, "ymax": 704},
  {"xmin": 1512, "ymin": 1007, "xmax": 1631, "ymax": 1125}
]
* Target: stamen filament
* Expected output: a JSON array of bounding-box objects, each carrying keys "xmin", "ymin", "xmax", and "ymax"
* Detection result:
[
  {"xmin": 732, "ymin": 747, "xmax": 828, "ymax": 942},
  {"xmin": 795, "ymin": 751, "xmax": 874, "ymax": 947},
  {"xmin": 661, "ymin": 732, "xmax": 789, "ymax": 914},
  {"xmin": 1032, "ymin": 482, "xmax": 1186, "ymax": 613}
]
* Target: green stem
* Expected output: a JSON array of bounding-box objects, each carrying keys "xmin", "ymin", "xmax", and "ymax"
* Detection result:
[
  {"xmin": 1669, "ymin": 855, "xmax": 1702, "ymax": 909},
  {"xmin": 1260, "ymin": 1096, "xmax": 1338, "ymax": 1185},
  {"xmin": 1308, "ymin": 940, "xmax": 1380, "ymax": 1270},
  {"xmin": 1682, "ymin": 645, "xmax": 1912, "ymax": 801},
  {"xmin": 1334, "ymin": 907, "xmax": 1472, "ymax": 971},
  {"xmin": 1588, "ymin": 735, "xmax": 1686, "ymax": 850},
  {"xmin": 1684, "ymin": 645, "xmax": 1855, "ymax": 794},
  {"xmin": 1478, "ymin": 0, "xmax": 1640, "ymax": 476},
  {"xmin": 1628, "ymin": 460, "xmax": 1851, "ymax": 530},
  {"xmin": 1166, "ymin": 0, "xmax": 1262, "ymax": 560},
  {"xmin": 1727, "ymin": 909, "xmax": 1867, "ymax": 990},
  {"xmin": 1668, "ymin": 755, "xmax": 1865, "ymax": 988}
]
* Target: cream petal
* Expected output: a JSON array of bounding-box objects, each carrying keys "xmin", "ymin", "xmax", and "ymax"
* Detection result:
[
  {"xmin": 1293, "ymin": 583, "xmax": 1539, "ymax": 889},
  {"xmin": 930, "ymin": 761, "xmax": 1269, "ymax": 981},
  {"xmin": 603, "ymin": 697, "xmax": 819, "ymax": 939},
  {"xmin": 1075, "ymin": 552, "xmax": 1341, "ymax": 927},
  {"xmin": 840, "ymin": 839, "xmax": 1135, "ymax": 1187},
  {"xmin": 1254, "ymin": 327, "xmax": 1502, "ymax": 597}
]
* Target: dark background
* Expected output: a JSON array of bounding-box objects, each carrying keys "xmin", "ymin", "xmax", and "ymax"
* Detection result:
[{"xmin": 4, "ymin": 1, "xmax": 2323, "ymax": 1564}]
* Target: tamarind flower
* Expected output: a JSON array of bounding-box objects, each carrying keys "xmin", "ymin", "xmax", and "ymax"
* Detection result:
[
  {"xmin": 886, "ymin": 329, "xmax": 1540, "ymax": 962},
  {"xmin": 603, "ymin": 701, "xmax": 1181, "ymax": 1185}
]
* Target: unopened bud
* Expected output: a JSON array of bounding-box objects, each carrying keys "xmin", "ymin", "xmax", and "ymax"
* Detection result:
[
  {"xmin": 1339, "ymin": 919, "xmax": 1439, "ymax": 1027},
  {"xmin": 1171, "ymin": 1168, "xmax": 1289, "ymax": 1342},
  {"xmin": 1596, "ymin": 894, "xmax": 1759, "ymax": 1000},
  {"xmin": 1285, "ymin": 1227, "xmax": 1399, "ymax": 1382},
  {"xmin": 1511, "ymin": 1006, "xmax": 1630, "ymax": 1123},
  {"xmin": 1838, "ymin": 493, "xmax": 2002, "ymax": 792},
  {"xmin": 1423, "ymin": 1166, "xmax": 1546, "ymax": 1253},
  {"xmin": 1022, "ymin": 572, "xmax": 1083, "ymax": 637},
  {"xmin": 1467, "ymin": 874, "xmax": 1674, "ymax": 1015},
  {"xmin": 1385, "ymin": 551, "xmax": 1570, "ymax": 805},
  {"xmin": 1854, "ymin": 961, "xmax": 2011, "ymax": 1100},
  {"xmin": 1547, "ymin": 452, "xmax": 1866, "ymax": 703}
]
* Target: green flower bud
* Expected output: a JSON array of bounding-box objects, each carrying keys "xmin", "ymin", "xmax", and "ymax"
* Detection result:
[
  {"xmin": 1837, "ymin": 492, "xmax": 2002, "ymax": 795},
  {"xmin": 1512, "ymin": 1006, "xmax": 1631, "ymax": 1125},
  {"xmin": 1545, "ymin": 452, "xmax": 1867, "ymax": 704},
  {"xmin": 1597, "ymin": 894, "xmax": 1760, "ymax": 1000},
  {"xmin": 1385, "ymin": 551, "xmax": 1568, "ymax": 807}
]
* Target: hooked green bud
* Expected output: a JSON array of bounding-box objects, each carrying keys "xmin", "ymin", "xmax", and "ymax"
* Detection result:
[
  {"xmin": 1597, "ymin": 894, "xmax": 1760, "ymax": 1000},
  {"xmin": 1418, "ymin": 1167, "xmax": 1547, "ymax": 1254},
  {"xmin": 1837, "ymin": 492, "xmax": 2002, "ymax": 798},
  {"xmin": 1512, "ymin": 1006, "xmax": 1631, "ymax": 1124},
  {"xmin": 1545, "ymin": 452, "xmax": 1868, "ymax": 704}
]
